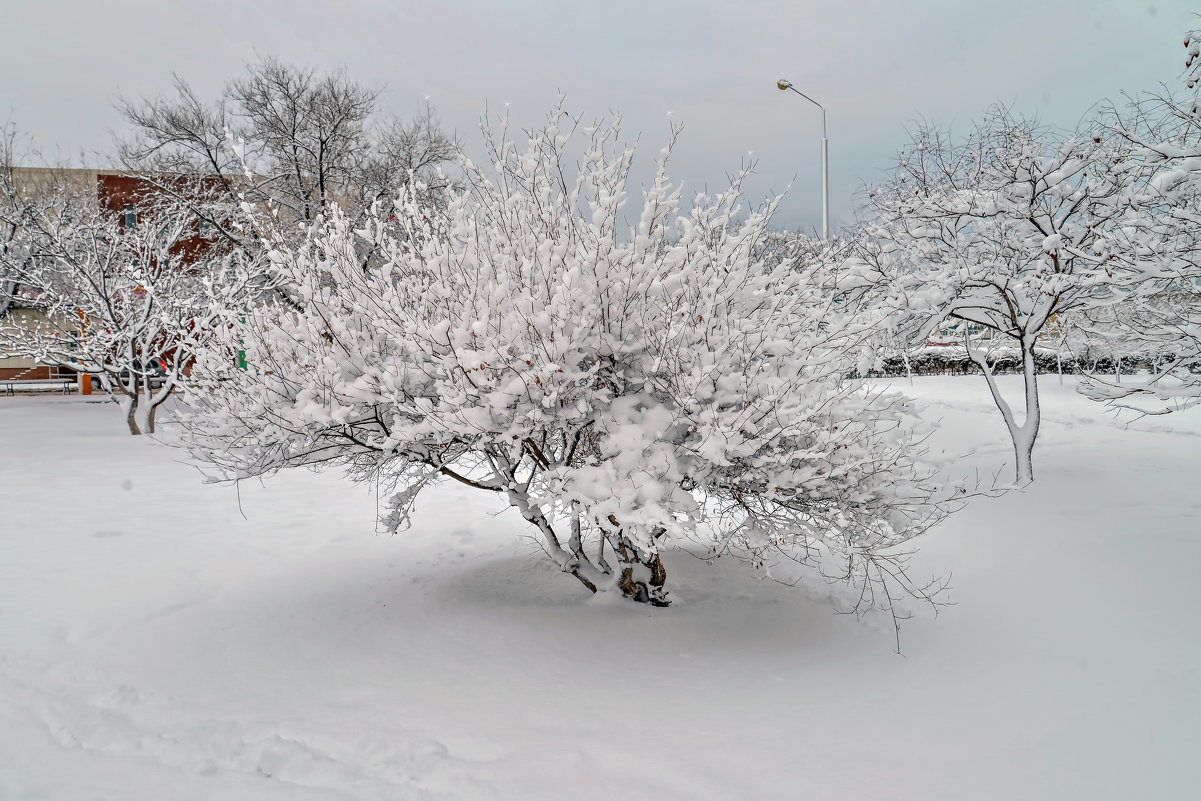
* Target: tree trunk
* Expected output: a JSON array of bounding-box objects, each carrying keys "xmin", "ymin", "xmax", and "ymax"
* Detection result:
[
  {"xmin": 1011, "ymin": 426, "xmax": 1035, "ymax": 485},
  {"xmin": 1011, "ymin": 340, "xmax": 1040, "ymax": 485},
  {"xmin": 614, "ymin": 539, "xmax": 670, "ymax": 607},
  {"xmin": 965, "ymin": 331, "xmax": 1038, "ymax": 484},
  {"xmin": 503, "ymin": 486, "xmax": 602, "ymax": 595},
  {"xmin": 143, "ymin": 385, "xmax": 175, "ymax": 435},
  {"xmin": 123, "ymin": 394, "xmax": 143, "ymax": 436}
]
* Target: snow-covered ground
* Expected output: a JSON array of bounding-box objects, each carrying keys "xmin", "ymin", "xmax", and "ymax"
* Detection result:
[{"xmin": 2, "ymin": 376, "xmax": 1199, "ymax": 800}]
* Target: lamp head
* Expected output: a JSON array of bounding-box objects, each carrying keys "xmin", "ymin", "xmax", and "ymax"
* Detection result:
[{"xmin": 777, "ymin": 79, "xmax": 793, "ymax": 91}]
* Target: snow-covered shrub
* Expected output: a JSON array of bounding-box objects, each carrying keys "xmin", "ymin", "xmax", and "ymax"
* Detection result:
[
  {"xmin": 180, "ymin": 105, "xmax": 956, "ymax": 611},
  {"xmin": 870, "ymin": 346, "xmax": 1079, "ymax": 378}
]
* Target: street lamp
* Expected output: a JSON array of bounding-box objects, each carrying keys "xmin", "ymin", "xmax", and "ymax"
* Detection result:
[{"xmin": 777, "ymin": 78, "xmax": 828, "ymax": 241}]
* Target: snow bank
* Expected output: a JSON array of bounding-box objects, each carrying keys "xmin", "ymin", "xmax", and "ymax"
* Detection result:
[{"xmin": 2, "ymin": 379, "xmax": 1199, "ymax": 799}]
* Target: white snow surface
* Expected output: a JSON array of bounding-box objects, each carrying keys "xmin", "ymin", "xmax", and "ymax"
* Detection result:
[{"xmin": 2, "ymin": 376, "xmax": 1199, "ymax": 800}]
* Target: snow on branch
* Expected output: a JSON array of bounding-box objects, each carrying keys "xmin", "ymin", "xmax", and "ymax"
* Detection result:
[{"xmin": 180, "ymin": 102, "xmax": 963, "ymax": 618}]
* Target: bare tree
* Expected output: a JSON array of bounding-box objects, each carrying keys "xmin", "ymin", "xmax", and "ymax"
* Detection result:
[{"xmin": 116, "ymin": 58, "xmax": 456, "ymax": 254}]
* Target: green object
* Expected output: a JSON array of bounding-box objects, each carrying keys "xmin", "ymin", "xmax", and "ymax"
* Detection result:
[{"xmin": 238, "ymin": 314, "xmax": 247, "ymax": 370}]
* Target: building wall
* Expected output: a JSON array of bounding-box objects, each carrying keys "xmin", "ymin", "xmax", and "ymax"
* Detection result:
[
  {"xmin": 0, "ymin": 308, "xmax": 80, "ymax": 380},
  {"xmin": 9, "ymin": 166, "xmax": 99, "ymax": 207},
  {"xmin": 95, "ymin": 172, "xmax": 221, "ymax": 265}
]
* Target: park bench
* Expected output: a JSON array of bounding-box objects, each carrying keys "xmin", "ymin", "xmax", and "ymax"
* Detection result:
[{"xmin": 2, "ymin": 378, "xmax": 77, "ymax": 396}]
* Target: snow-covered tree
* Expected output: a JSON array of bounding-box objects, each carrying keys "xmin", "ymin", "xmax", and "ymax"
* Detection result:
[
  {"xmin": 1184, "ymin": 24, "xmax": 1201, "ymax": 90},
  {"xmin": 180, "ymin": 106, "xmax": 958, "ymax": 616},
  {"xmin": 1071, "ymin": 34, "xmax": 1201, "ymax": 413},
  {"xmin": 0, "ymin": 122, "xmax": 25, "ymax": 318},
  {"xmin": 856, "ymin": 109, "xmax": 1136, "ymax": 483},
  {"xmin": 0, "ymin": 124, "xmax": 88, "ymax": 320},
  {"xmin": 0, "ymin": 194, "xmax": 246, "ymax": 434},
  {"xmin": 753, "ymin": 226, "xmax": 831, "ymax": 269}
]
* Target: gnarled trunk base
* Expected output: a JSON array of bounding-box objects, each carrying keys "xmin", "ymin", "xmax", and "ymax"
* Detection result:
[{"xmin": 616, "ymin": 550, "xmax": 670, "ymax": 607}]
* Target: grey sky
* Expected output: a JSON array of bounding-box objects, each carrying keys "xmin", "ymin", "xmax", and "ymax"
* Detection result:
[{"xmin": 2, "ymin": 0, "xmax": 1193, "ymax": 233}]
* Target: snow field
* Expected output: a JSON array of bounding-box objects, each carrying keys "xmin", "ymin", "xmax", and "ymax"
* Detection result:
[{"xmin": 1, "ymin": 376, "xmax": 1199, "ymax": 800}]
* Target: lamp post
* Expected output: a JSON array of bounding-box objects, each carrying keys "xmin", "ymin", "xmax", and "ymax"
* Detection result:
[{"xmin": 777, "ymin": 78, "xmax": 828, "ymax": 241}]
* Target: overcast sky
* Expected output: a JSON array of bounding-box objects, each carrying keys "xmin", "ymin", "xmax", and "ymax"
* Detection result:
[{"xmin": 2, "ymin": 0, "xmax": 1193, "ymax": 233}]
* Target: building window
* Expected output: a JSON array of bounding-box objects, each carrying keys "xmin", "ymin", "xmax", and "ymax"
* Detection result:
[{"xmin": 123, "ymin": 204, "xmax": 137, "ymax": 228}]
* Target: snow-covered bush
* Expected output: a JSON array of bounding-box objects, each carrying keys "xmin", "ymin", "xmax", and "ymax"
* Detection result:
[{"xmin": 181, "ymin": 106, "xmax": 956, "ymax": 611}]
